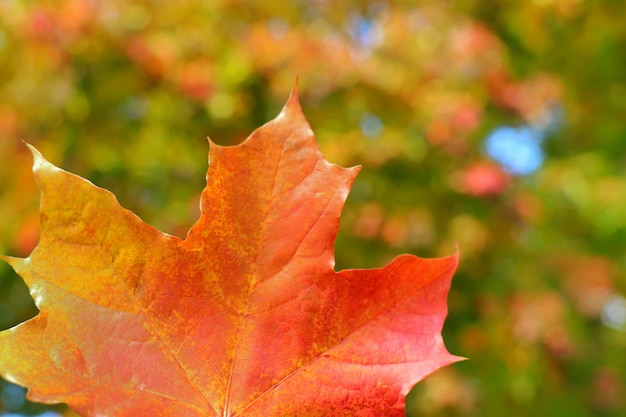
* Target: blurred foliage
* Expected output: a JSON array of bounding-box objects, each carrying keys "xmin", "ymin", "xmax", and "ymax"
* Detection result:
[{"xmin": 1, "ymin": 0, "xmax": 626, "ymax": 416}]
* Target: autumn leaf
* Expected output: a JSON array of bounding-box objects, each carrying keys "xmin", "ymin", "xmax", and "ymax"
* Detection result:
[{"xmin": 0, "ymin": 87, "xmax": 461, "ymax": 417}]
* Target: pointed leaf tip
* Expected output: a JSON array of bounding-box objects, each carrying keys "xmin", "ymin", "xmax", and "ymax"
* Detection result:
[
  {"xmin": 24, "ymin": 143, "xmax": 53, "ymax": 174},
  {"xmin": 291, "ymin": 76, "xmax": 299, "ymax": 98},
  {"xmin": 24, "ymin": 142, "xmax": 40, "ymax": 157},
  {"xmin": 0, "ymin": 255, "xmax": 27, "ymax": 272},
  {"xmin": 278, "ymin": 78, "xmax": 303, "ymax": 121}
]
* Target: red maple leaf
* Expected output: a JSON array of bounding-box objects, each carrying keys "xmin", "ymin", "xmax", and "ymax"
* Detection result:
[{"xmin": 0, "ymin": 87, "xmax": 461, "ymax": 416}]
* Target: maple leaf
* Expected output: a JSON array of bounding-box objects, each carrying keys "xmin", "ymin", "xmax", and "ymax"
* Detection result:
[{"xmin": 0, "ymin": 87, "xmax": 461, "ymax": 417}]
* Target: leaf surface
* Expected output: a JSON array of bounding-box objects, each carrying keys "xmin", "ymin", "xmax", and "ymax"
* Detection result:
[{"xmin": 0, "ymin": 88, "xmax": 461, "ymax": 417}]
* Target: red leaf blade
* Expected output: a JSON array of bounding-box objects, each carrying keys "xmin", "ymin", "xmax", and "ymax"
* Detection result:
[{"xmin": 0, "ymin": 88, "xmax": 461, "ymax": 417}]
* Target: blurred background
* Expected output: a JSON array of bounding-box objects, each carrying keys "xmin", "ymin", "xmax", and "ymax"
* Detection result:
[{"xmin": 1, "ymin": 1, "xmax": 625, "ymax": 416}]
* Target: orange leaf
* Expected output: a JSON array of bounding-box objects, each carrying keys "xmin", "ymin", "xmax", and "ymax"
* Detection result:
[{"xmin": 0, "ymin": 87, "xmax": 461, "ymax": 417}]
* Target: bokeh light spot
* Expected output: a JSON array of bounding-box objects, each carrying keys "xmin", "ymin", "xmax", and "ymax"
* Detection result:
[
  {"xmin": 1, "ymin": 383, "xmax": 26, "ymax": 411},
  {"xmin": 266, "ymin": 18, "xmax": 289, "ymax": 40},
  {"xmin": 207, "ymin": 92, "xmax": 236, "ymax": 120},
  {"xmin": 120, "ymin": 97, "xmax": 148, "ymax": 120},
  {"xmin": 484, "ymin": 126, "xmax": 544, "ymax": 175},
  {"xmin": 360, "ymin": 113, "xmax": 383, "ymax": 138},
  {"xmin": 348, "ymin": 16, "xmax": 382, "ymax": 50},
  {"xmin": 601, "ymin": 295, "xmax": 626, "ymax": 331}
]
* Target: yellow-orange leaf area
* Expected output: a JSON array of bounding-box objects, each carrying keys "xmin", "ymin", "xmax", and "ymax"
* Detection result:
[{"xmin": 0, "ymin": 88, "xmax": 461, "ymax": 417}]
